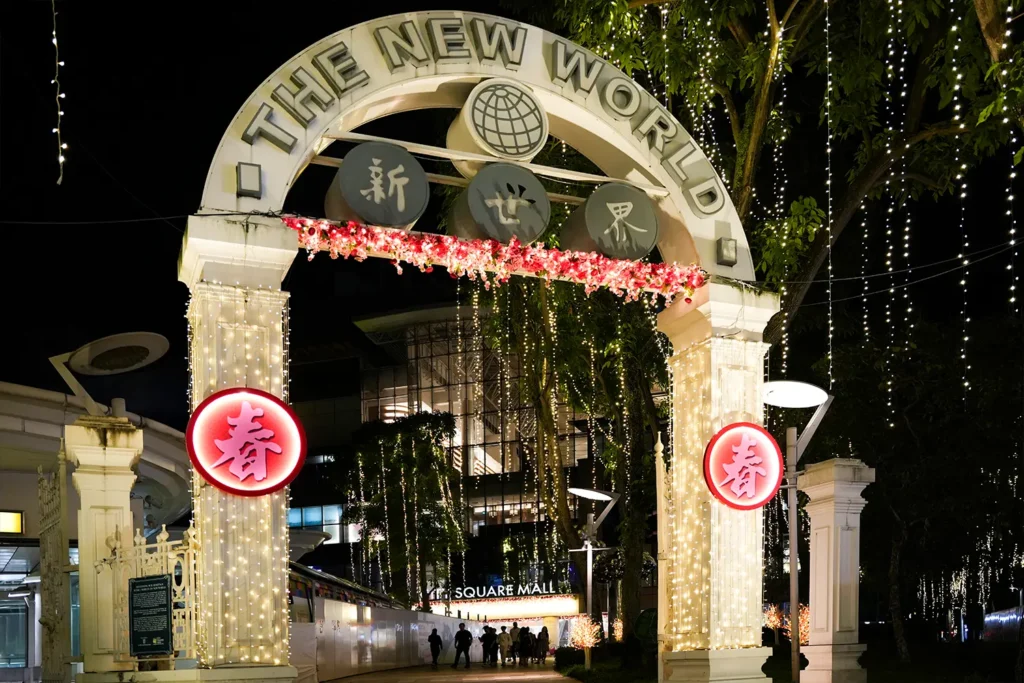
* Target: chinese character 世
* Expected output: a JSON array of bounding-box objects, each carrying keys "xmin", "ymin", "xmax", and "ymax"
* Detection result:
[
  {"xmin": 604, "ymin": 201, "xmax": 648, "ymax": 245},
  {"xmin": 719, "ymin": 433, "xmax": 767, "ymax": 499},
  {"xmin": 361, "ymin": 158, "xmax": 409, "ymax": 212},
  {"xmin": 211, "ymin": 401, "xmax": 282, "ymax": 483},
  {"xmin": 485, "ymin": 183, "xmax": 534, "ymax": 225}
]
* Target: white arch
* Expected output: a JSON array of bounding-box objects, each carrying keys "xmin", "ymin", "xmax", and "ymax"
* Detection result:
[{"xmin": 200, "ymin": 11, "xmax": 754, "ymax": 281}]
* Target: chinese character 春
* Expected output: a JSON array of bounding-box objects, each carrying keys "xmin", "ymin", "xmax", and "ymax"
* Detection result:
[
  {"xmin": 211, "ymin": 401, "xmax": 282, "ymax": 483},
  {"xmin": 719, "ymin": 434, "xmax": 767, "ymax": 499},
  {"xmin": 485, "ymin": 184, "xmax": 534, "ymax": 225},
  {"xmin": 604, "ymin": 201, "xmax": 648, "ymax": 245},
  {"xmin": 361, "ymin": 158, "xmax": 409, "ymax": 212}
]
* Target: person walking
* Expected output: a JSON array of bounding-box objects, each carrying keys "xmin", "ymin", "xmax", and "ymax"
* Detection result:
[
  {"xmin": 428, "ymin": 628, "xmax": 443, "ymax": 669},
  {"xmin": 452, "ymin": 623, "xmax": 472, "ymax": 669},
  {"xmin": 480, "ymin": 626, "xmax": 497, "ymax": 667},
  {"xmin": 536, "ymin": 626, "xmax": 550, "ymax": 665},
  {"xmin": 497, "ymin": 625, "xmax": 512, "ymax": 666},
  {"xmin": 509, "ymin": 622, "xmax": 520, "ymax": 664},
  {"xmin": 518, "ymin": 627, "xmax": 532, "ymax": 666},
  {"xmin": 489, "ymin": 627, "xmax": 500, "ymax": 666}
]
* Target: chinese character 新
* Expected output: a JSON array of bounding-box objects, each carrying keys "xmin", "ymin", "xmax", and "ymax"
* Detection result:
[
  {"xmin": 719, "ymin": 433, "xmax": 767, "ymax": 499},
  {"xmin": 361, "ymin": 158, "xmax": 409, "ymax": 211},
  {"xmin": 211, "ymin": 401, "xmax": 282, "ymax": 483}
]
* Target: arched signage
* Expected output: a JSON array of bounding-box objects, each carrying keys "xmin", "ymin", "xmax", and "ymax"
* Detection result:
[
  {"xmin": 186, "ymin": 388, "xmax": 306, "ymax": 496},
  {"xmin": 199, "ymin": 11, "xmax": 757, "ymax": 284},
  {"xmin": 703, "ymin": 422, "xmax": 783, "ymax": 510}
]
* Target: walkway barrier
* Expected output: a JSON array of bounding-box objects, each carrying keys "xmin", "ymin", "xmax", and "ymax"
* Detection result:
[{"xmin": 292, "ymin": 598, "xmax": 488, "ymax": 681}]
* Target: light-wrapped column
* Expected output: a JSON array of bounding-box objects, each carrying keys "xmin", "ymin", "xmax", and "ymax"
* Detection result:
[
  {"xmin": 657, "ymin": 283, "xmax": 778, "ymax": 682},
  {"xmin": 187, "ymin": 283, "xmax": 291, "ymax": 666}
]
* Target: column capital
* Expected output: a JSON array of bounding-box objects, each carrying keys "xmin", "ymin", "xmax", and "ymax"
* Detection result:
[
  {"xmin": 799, "ymin": 458, "xmax": 875, "ymax": 513},
  {"xmin": 179, "ymin": 214, "xmax": 298, "ymax": 291},
  {"xmin": 65, "ymin": 417, "xmax": 143, "ymax": 474},
  {"xmin": 658, "ymin": 281, "xmax": 780, "ymax": 349}
]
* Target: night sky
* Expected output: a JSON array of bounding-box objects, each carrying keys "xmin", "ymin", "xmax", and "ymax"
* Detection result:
[{"xmin": 0, "ymin": 1, "xmax": 1014, "ymax": 431}]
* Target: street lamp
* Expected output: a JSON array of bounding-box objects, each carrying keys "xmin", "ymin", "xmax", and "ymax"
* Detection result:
[
  {"xmin": 763, "ymin": 381, "xmax": 833, "ymax": 683},
  {"xmin": 567, "ymin": 488, "xmax": 620, "ymax": 616}
]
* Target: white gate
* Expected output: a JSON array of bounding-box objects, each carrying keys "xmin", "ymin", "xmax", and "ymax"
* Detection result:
[{"xmin": 99, "ymin": 523, "xmax": 199, "ymax": 669}]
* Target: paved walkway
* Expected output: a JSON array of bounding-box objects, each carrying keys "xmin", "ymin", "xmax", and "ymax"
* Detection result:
[{"xmin": 331, "ymin": 664, "xmax": 564, "ymax": 683}]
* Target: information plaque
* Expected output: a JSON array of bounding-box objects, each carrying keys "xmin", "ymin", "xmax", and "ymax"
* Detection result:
[{"xmin": 129, "ymin": 574, "xmax": 173, "ymax": 657}]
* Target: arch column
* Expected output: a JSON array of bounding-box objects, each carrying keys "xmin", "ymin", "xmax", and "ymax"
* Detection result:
[
  {"xmin": 656, "ymin": 282, "xmax": 778, "ymax": 683},
  {"xmin": 180, "ymin": 213, "xmax": 298, "ymax": 679}
]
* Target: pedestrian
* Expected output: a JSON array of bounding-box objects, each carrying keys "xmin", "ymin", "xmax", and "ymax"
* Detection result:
[
  {"xmin": 536, "ymin": 626, "xmax": 550, "ymax": 664},
  {"xmin": 518, "ymin": 626, "xmax": 532, "ymax": 666},
  {"xmin": 428, "ymin": 628, "xmax": 442, "ymax": 669},
  {"xmin": 489, "ymin": 627, "xmax": 500, "ymax": 666},
  {"xmin": 480, "ymin": 626, "xmax": 496, "ymax": 667},
  {"xmin": 497, "ymin": 625, "xmax": 512, "ymax": 666},
  {"xmin": 452, "ymin": 623, "xmax": 472, "ymax": 669},
  {"xmin": 509, "ymin": 622, "xmax": 520, "ymax": 664}
]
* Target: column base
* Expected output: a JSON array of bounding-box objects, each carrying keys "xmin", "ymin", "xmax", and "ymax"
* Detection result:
[
  {"xmin": 802, "ymin": 644, "xmax": 866, "ymax": 683},
  {"xmin": 663, "ymin": 648, "xmax": 770, "ymax": 683},
  {"xmin": 77, "ymin": 665, "xmax": 298, "ymax": 683}
]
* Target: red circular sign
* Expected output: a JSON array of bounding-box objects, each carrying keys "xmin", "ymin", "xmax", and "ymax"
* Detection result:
[
  {"xmin": 186, "ymin": 388, "xmax": 306, "ymax": 496},
  {"xmin": 703, "ymin": 422, "xmax": 783, "ymax": 510}
]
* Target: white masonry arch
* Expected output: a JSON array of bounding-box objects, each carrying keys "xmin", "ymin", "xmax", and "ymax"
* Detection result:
[{"xmin": 199, "ymin": 10, "xmax": 755, "ymax": 282}]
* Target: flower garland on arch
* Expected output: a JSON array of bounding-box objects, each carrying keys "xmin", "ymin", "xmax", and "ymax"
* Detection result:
[{"xmin": 282, "ymin": 216, "xmax": 708, "ymax": 304}]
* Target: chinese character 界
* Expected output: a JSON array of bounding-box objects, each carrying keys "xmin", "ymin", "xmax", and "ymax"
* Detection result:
[
  {"xmin": 719, "ymin": 433, "xmax": 767, "ymax": 499},
  {"xmin": 360, "ymin": 158, "xmax": 408, "ymax": 212},
  {"xmin": 604, "ymin": 201, "xmax": 648, "ymax": 245},
  {"xmin": 211, "ymin": 401, "xmax": 282, "ymax": 483}
]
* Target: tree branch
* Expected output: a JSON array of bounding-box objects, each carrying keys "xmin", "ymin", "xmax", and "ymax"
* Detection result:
[
  {"xmin": 628, "ymin": 0, "xmax": 671, "ymax": 8},
  {"xmin": 763, "ymin": 123, "xmax": 964, "ymax": 344},
  {"xmin": 732, "ymin": 35, "xmax": 783, "ymax": 222},
  {"xmin": 974, "ymin": 0, "xmax": 1006, "ymax": 64},
  {"xmin": 905, "ymin": 20, "xmax": 944, "ymax": 134},
  {"xmin": 713, "ymin": 83, "xmax": 744, "ymax": 145},
  {"xmin": 727, "ymin": 20, "xmax": 753, "ymax": 49},
  {"xmin": 780, "ymin": 0, "xmax": 803, "ymax": 28}
]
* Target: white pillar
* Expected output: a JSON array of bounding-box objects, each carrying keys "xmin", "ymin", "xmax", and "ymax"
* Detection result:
[
  {"xmin": 657, "ymin": 283, "xmax": 778, "ymax": 683},
  {"xmin": 798, "ymin": 459, "xmax": 875, "ymax": 683},
  {"xmin": 180, "ymin": 214, "xmax": 298, "ymax": 675},
  {"xmin": 67, "ymin": 416, "xmax": 143, "ymax": 673}
]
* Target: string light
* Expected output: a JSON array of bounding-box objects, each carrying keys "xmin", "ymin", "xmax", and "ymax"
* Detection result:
[
  {"xmin": 860, "ymin": 203, "xmax": 870, "ymax": 345},
  {"xmin": 950, "ymin": 0, "xmax": 970, "ymax": 401},
  {"xmin": 50, "ymin": 0, "xmax": 67, "ymax": 184},
  {"xmin": 884, "ymin": 0, "xmax": 897, "ymax": 427},
  {"xmin": 824, "ymin": 0, "xmax": 834, "ymax": 389}
]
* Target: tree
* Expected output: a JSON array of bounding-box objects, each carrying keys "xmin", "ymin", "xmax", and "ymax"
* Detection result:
[
  {"xmin": 797, "ymin": 316, "xmax": 1024, "ymax": 662},
  {"xmin": 541, "ymin": 0, "xmax": 1011, "ymax": 340},
  {"xmin": 330, "ymin": 412, "xmax": 466, "ymax": 610}
]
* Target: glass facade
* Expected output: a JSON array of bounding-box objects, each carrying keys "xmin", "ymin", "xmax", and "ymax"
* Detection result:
[
  {"xmin": 360, "ymin": 314, "xmax": 594, "ymax": 534},
  {"xmin": 0, "ymin": 599, "xmax": 26, "ymax": 668},
  {"xmin": 289, "ymin": 505, "xmax": 360, "ymax": 545}
]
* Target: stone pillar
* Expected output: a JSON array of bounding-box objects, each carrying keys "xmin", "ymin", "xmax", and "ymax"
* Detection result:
[
  {"xmin": 67, "ymin": 415, "xmax": 143, "ymax": 673},
  {"xmin": 798, "ymin": 459, "xmax": 875, "ymax": 683},
  {"xmin": 657, "ymin": 283, "xmax": 778, "ymax": 683},
  {"xmin": 180, "ymin": 214, "xmax": 298, "ymax": 676}
]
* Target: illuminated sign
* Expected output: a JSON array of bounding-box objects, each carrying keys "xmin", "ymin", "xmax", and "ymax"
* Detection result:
[
  {"xmin": 434, "ymin": 580, "xmax": 560, "ymax": 600},
  {"xmin": 186, "ymin": 388, "xmax": 306, "ymax": 496},
  {"xmin": 0, "ymin": 511, "xmax": 23, "ymax": 534},
  {"xmin": 703, "ymin": 422, "xmax": 783, "ymax": 510}
]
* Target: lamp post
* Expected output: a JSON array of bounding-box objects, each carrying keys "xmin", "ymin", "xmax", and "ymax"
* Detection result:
[
  {"xmin": 568, "ymin": 487, "xmax": 619, "ymax": 668},
  {"xmin": 762, "ymin": 381, "xmax": 833, "ymax": 683}
]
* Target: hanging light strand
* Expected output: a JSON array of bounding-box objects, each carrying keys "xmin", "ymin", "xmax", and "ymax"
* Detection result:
[
  {"xmin": 825, "ymin": 0, "xmax": 835, "ymax": 389},
  {"xmin": 50, "ymin": 0, "xmax": 67, "ymax": 184},
  {"xmin": 950, "ymin": 0, "xmax": 970, "ymax": 401}
]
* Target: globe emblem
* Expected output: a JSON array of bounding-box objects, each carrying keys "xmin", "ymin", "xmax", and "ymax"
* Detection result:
[{"xmin": 468, "ymin": 80, "xmax": 548, "ymax": 160}]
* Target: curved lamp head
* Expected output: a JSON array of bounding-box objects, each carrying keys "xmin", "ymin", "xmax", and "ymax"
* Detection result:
[
  {"xmin": 762, "ymin": 381, "xmax": 828, "ymax": 409},
  {"xmin": 567, "ymin": 487, "xmax": 614, "ymax": 502},
  {"xmin": 68, "ymin": 332, "xmax": 170, "ymax": 376}
]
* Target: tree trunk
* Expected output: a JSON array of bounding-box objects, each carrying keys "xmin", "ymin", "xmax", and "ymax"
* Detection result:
[
  {"xmin": 419, "ymin": 558, "xmax": 431, "ymax": 612},
  {"xmin": 888, "ymin": 520, "xmax": 911, "ymax": 663}
]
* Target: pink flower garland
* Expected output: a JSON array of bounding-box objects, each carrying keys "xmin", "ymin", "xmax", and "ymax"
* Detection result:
[{"xmin": 282, "ymin": 216, "xmax": 707, "ymax": 304}]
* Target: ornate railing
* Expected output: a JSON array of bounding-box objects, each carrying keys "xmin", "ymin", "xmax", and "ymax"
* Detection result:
[
  {"xmin": 100, "ymin": 523, "xmax": 200, "ymax": 667},
  {"xmin": 37, "ymin": 446, "xmax": 70, "ymax": 683}
]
